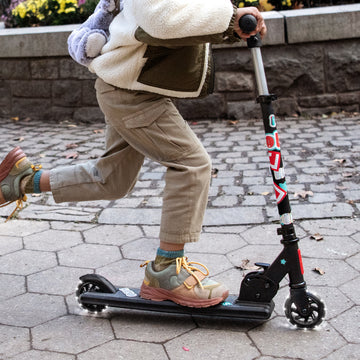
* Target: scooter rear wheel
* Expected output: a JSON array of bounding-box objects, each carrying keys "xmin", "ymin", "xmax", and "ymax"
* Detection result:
[
  {"xmin": 76, "ymin": 280, "xmax": 108, "ymax": 313},
  {"xmin": 284, "ymin": 292, "xmax": 325, "ymax": 329}
]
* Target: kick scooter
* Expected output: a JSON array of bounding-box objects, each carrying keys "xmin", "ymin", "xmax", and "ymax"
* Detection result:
[{"xmin": 76, "ymin": 15, "xmax": 325, "ymax": 329}]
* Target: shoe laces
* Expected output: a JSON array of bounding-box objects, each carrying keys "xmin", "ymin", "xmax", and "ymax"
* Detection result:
[
  {"xmin": 0, "ymin": 195, "xmax": 27, "ymax": 222},
  {"xmin": 31, "ymin": 164, "xmax": 42, "ymax": 172},
  {"xmin": 0, "ymin": 163, "xmax": 42, "ymax": 222},
  {"xmin": 141, "ymin": 257, "xmax": 210, "ymax": 290},
  {"xmin": 176, "ymin": 257, "xmax": 209, "ymax": 290}
]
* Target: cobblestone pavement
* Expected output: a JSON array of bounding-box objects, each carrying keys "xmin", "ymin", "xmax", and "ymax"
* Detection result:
[{"xmin": 0, "ymin": 113, "xmax": 359, "ymax": 360}]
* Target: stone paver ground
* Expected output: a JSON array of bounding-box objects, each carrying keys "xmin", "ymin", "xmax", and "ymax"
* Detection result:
[{"xmin": 0, "ymin": 113, "xmax": 359, "ymax": 359}]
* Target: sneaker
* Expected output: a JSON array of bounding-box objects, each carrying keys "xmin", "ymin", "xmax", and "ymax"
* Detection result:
[
  {"xmin": 0, "ymin": 147, "xmax": 41, "ymax": 221},
  {"xmin": 140, "ymin": 256, "xmax": 229, "ymax": 308}
]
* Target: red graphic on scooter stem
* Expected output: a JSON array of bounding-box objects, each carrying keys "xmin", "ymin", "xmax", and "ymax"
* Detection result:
[
  {"xmin": 266, "ymin": 131, "xmax": 280, "ymax": 150},
  {"xmin": 274, "ymin": 183, "xmax": 287, "ymax": 203},
  {"xmin": 269, "ymin": 151, "xmax": 281, "ymax": 171}
]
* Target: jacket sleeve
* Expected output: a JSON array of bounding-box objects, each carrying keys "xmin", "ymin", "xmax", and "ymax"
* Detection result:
[{"xmin": 129, "ymin": 0, "xmax": 236, "ymax": 40}]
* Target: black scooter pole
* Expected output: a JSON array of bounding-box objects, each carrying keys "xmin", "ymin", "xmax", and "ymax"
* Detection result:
[{"xmin": 239, "ymin": 15, "xmax": 292, "ymax": 226}]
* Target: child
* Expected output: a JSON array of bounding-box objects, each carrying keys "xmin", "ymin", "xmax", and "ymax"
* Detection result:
[{"xmin": 0, "ymin": 0, "xmax": 266, "ymax": 308}]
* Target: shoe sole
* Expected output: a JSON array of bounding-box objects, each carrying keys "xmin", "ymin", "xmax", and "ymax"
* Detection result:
[
  {"xmin": 140, "ymin": 283, "xmax": 229, "ymax": 308},
  {"xmin": 0, "ymin": 147, "xmax": 27, "ymax": 183}
]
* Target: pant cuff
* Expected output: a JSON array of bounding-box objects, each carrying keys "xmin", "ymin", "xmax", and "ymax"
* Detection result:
[
  {"xmin": 49, "ymin": 169, "xmax": 64, "ymax": 203},
  {"xmin": 159, "ymin": 230, "xmax": 201, "ymax": 244}
]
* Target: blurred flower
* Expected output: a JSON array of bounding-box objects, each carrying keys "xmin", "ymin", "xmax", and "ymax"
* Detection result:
[{"xmin": 4, "ymin": 0, "xmax": 97, "ymax": 27}]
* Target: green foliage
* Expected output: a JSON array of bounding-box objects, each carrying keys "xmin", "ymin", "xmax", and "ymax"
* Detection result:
[
  {"xmin": 3, "ymin": 0, "xmax": 98, "ymax": 27},
  {"xmin": 235, "ymin": 0, "xmax": 260, "ymax": 8},
  {"xmin": 265, "ymin": 0, "xmax": 296, "ymax": 10}
]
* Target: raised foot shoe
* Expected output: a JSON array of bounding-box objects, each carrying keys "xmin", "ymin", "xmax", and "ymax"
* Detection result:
[
  {"xmin": 140, "ymin": 256, "xmax": 229, "ymax": 308},
  {"xmin": 0, "ymin": 147, "xmax": 41, "ymax": 221}
]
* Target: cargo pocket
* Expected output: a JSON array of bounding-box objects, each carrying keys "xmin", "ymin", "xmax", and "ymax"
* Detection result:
[{"xmin": 122, "ymin": 99, "xmax": 200, "ymax": 162}]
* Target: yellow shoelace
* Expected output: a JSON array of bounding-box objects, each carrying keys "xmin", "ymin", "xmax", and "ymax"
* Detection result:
[
  {"xmin": 176, "ymin": 257, "xmax": 209, "ymax": 290},
  {"xmin": 31, "ymin": 164, "xmax": 42, "ymax": 172},
  {"xmin": 0, "ymin": 164, "xmax": 42, "ymax": 222},
  {"xmin": 141, "ymin": 256, "xmax": 210, "ymax": 290},
  {"xmin": 0, "ymin": 196, "xmax": 27, "ymax": 222}
]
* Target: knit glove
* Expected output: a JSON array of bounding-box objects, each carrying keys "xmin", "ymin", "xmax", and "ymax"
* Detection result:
[{"xmin": 68, "ymin": 0, "xmax": 123, "ymax": 66}]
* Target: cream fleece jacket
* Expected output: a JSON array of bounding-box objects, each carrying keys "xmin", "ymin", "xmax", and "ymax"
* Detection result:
[{"xmin": 89, "ymin": 0, "xmax": 238, "ymax": 98}]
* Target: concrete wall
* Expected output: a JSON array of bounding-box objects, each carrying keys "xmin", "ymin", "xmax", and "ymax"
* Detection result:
[{"xmin": 0, "ymin": 4, "xmax": 359, "ymax": 122}]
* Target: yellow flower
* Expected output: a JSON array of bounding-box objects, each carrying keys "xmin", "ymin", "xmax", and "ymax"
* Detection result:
[
  {"xmin": 13, "ymin": 3, "xmax": 27, "ymax": 18},
  {"xmin": 12, "ymin": 0, "xmax": 79, "ymax": 24},
  {"xmin": 64, "ymin": 6, "xmax": 76, "ymax": 13},
  {"xmin": 260, "ymin": 0, "xmax": 275, "ymax": 11}
]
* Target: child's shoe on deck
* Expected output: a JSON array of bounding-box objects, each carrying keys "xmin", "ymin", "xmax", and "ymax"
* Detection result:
[
  {"xmin": 0, "ymin": 147, "xmax": 42, "ymax": 221},
  {"xmin": 140, "ymin": 257, "xmax": 229, "ymax": 308}
]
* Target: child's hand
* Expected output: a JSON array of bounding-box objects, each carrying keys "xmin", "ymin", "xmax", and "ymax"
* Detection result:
[
  {"xmin": 85, "ymin": 32, "xmax": 107, "ymax": 58},
  {"xmin": 68, "ymin": 0, "xmax": 122, "ymax": 66},
  {"xmin": 68, "ymin": 28, "xmax": 108, "ymax": 66},
  {"xmin": 234, "ymin": 7, "xmax": 267, "ymax": 40}
]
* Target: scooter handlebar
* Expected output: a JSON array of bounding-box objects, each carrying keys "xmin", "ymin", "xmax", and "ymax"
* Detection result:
[{"xmin": 238, "ymin": 14, "xmax": 257, "ymax": 34}]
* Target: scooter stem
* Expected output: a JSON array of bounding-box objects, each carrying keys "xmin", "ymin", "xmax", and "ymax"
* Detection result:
[{"xmin": 251, "ymin": 47, "xmax": 269, "ymax": 96}]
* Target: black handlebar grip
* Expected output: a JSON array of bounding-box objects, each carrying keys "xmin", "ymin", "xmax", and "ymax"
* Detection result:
[{"xmin": 238, "ymin": 14, "xmax": 257, "ymax": 34}]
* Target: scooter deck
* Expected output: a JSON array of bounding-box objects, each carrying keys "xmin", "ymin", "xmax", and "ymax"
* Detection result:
[{"xmin": 79, "ymin": 287, "xmax": 274, "ymax": 320}]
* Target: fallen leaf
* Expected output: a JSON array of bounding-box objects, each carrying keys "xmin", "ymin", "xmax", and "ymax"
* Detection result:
[
  {"xmin": 310, "ymin": 233, "xmax": 324, "ymax": 241},
  {"xmin": 65, "ymin": 152, "xmax": 79, "ymax": 159},
  {"xmin": 228, "ymin": 120, "xmax": 239, "ymax": 125},
  {"xmin": 334, "ymin": 159, "xmax": 346, "ymax": 164},
  {"xmin": 11, "ymin": 116, "xmax": 19, "ymax": 121},
  {"xmin": 261, "ymin": 191, "xmax": 270, "ymax": 196},
  {"xmin": 313, "ymin": 267, "xmax": 325, "ymax": 275},
  {"xmin": 211, "ymin": 168, "xmax": 219, "ymax": 178},
  {"xmin": 14, "ymin": 137, "xmax": 25, "ymax": 142},
  {"xmin": 346, "ymin": 200, "xmax": 355, "ymax": 205},
  {"xmin": 237, "ymin": 259, "xmax": 260, "ymax": 271},
  {"xmin": 93, "ymin": 129, "xmax": 104, "ymax": 134},
  {"xmin": 294, "ymin": 190, "xmax": 313, "ymax": 199},
  {"xmin": 67, "ymin": 124, "xmax": 77, "ymax": 128},
  {"xmin": 66, "ymin": 143, "xmax": 78, "ymax": 149}
]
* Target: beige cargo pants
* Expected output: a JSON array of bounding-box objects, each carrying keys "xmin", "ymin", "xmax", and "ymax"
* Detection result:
[{"xmin": 50, "ymin": 78, "xmax": 212, "ymax": 244}]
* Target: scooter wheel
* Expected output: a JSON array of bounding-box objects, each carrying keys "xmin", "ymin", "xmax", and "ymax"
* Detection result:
[
  {"xmin": 76, "ymin": 280, "xmax": 107, "ymax": 313},
  {"xmin": 284, "ymin": 292, "xmax": 325, "ymax": 329}
]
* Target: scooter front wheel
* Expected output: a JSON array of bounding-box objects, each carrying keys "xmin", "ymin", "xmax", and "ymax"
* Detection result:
[{"xmin": 284, "ymin": 292, "xmax": 325, "ymax": 329}]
